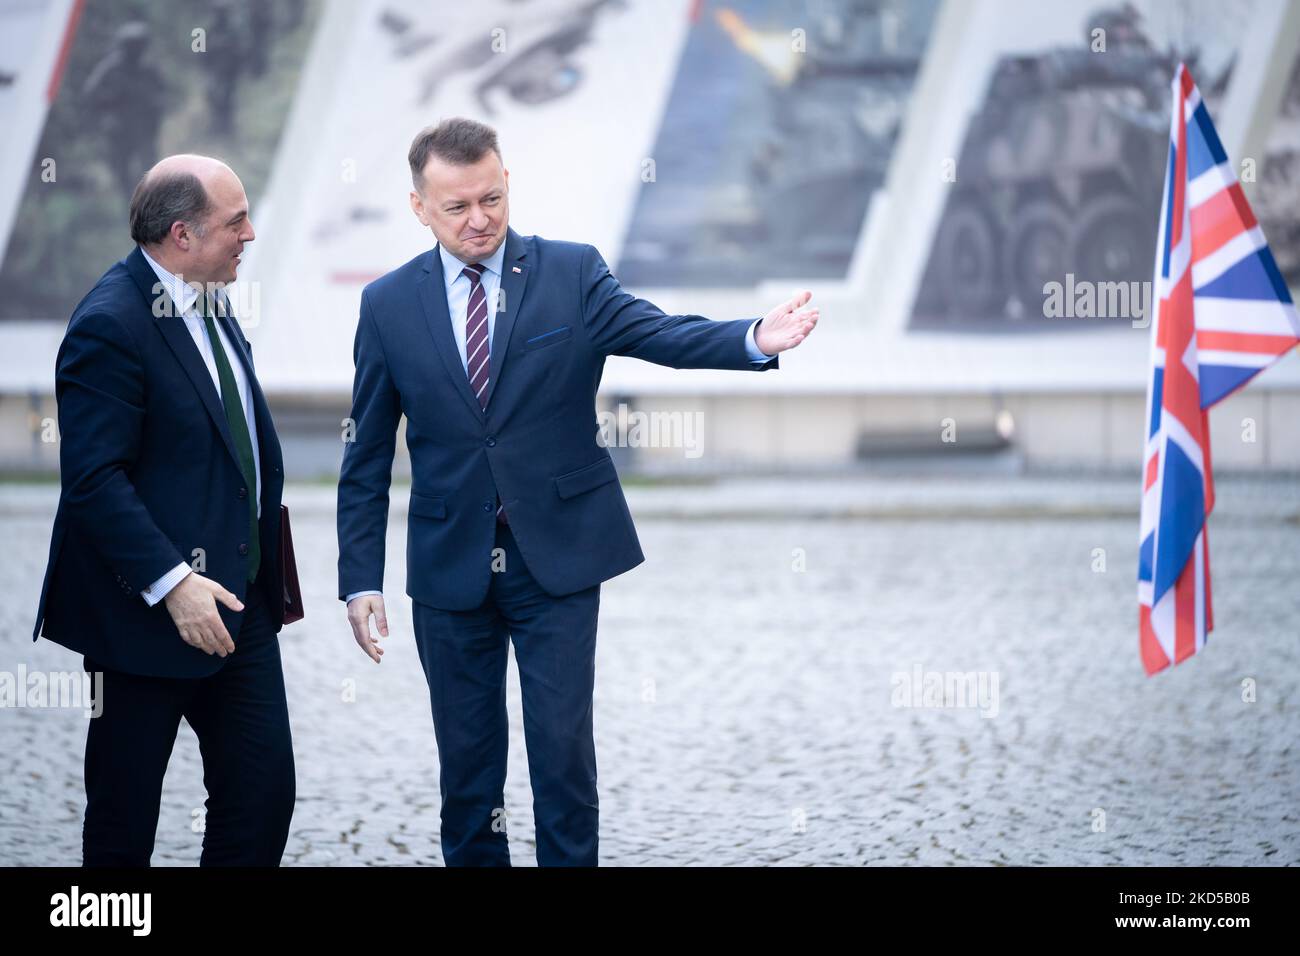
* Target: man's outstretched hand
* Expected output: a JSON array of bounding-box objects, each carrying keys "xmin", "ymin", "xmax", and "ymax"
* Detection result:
[{"xmin": 756, "ymin": 289, "xmax": 819, "ymax": 356}]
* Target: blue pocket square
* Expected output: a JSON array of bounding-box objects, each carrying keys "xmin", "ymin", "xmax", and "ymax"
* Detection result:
[{"xmin": 524, "ymin": 325, "xmax": 572, "ymax": 349}]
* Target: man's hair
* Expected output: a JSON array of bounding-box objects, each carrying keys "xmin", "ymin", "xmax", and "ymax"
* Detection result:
[
  {"xmin": 408, "ymin": 117, "xmax": 501, "ymax": 191},
  {"xmin": 129, "ymin": 170, "xmax": 212, "ymax": 245}
]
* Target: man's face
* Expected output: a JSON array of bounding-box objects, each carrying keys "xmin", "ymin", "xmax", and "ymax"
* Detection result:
[
  {"xmin": 185, "ymin": 168, "xmax": 256, "ymax": 287},
  {"xmin": 410, "ymin": 151, "xmax": 509, "ymax": 262}
]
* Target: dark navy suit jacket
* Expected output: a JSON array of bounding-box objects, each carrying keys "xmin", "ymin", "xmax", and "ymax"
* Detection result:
[
  {"xmin": 337, "ymin": 226, "xmax": 778, "ymax": 609},
  {"xmin": 33, "ymin": 246, "xmax": 286, "ymax": 678}
]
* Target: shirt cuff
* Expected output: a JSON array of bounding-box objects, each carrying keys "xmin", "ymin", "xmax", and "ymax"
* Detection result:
[
  {"xmin": 346, "ymin": 590, "xmax": 383, "ymax": 604},
  {"xmin": 141, "ymin": 562, "xmax": 192, "ymax": 607},
  {"xmin": 745, "ymin": 318, "xmax": 775, "ymax": 362}
]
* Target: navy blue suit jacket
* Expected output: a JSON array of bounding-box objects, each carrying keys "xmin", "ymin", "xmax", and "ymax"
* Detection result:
[
  {"xmin": 33, "ymin": 246, "xmax": 286, "ymax": 678},
  {"xmin": 337, "ymin": 226, "xmax": 778, "ymax": 609}
]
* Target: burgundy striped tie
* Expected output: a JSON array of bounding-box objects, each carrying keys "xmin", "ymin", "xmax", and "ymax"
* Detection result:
[
  {"xmin": 463, "ymin": 262, "xmax": 490, "ymax": 409},
  {"xmin": 462, "ymin": 262, "xmax": 509, "ymax": 525}
]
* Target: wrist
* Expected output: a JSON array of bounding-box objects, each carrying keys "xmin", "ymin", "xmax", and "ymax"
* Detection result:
[{"xmin": 157, "ymin": 566, "xmax": 194, "ymax": 607}]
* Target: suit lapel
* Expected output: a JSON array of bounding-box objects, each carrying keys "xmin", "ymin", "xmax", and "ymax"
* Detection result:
[
  {"xmin": 126, "ymin": 247, "xmax": 243, "ymax": 468},
  {"xmin": 418, "ymin": 251, "xmax": 486, "ymax": 421},
  {"xmin": 483, "ymin": 228, "xmax": 530, "ymax": 410},
  {"xmin": 214, "ymin": 293, "xmax": 283, "ymax": 473}
]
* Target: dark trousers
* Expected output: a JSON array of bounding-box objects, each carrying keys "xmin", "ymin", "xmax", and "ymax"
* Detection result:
[
  {"xmin": 413, "ymin": 520, "xmax": 600, "ymax": 866},
  {"xmin": 81, "ymin": 567, "xmax": 295, "ymax": 866}
]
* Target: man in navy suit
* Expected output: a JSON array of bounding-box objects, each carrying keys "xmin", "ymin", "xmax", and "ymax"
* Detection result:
[
  {"xmin": 34, "ymin": 154, "xmax": 296, "ymax": 865},
  {"xmin": 337, "ymin": 118, "xmax": 818, "ymax": 866}
]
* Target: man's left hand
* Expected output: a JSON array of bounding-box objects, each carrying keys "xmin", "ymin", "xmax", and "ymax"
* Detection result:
[{"xmin": 756, "ymin": 289, "xmax": 819, "ymax": 355}]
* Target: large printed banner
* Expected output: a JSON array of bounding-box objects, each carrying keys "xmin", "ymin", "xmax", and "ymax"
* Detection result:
[
  {"xmin": 909, "ymin": 0, "xmax": 1253, "ymax": 331},
  {"xmin": 245, "ymin": 0, "xmax": 698, "ymax": 390},
  {"xmin": 0, "ymin": 0, "xmax": 80, "ymax": 274},
  {"xmin": 0, "ymin": 0, "xmax": 321, "ymax": 322}
]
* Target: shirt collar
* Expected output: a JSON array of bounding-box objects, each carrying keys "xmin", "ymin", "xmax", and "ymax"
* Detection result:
[
  {"xmin": 438, "ymin": 235, "xmax": 507, "ymax": 288},
  {"xmin": 138, "ymin": 245, "xmax": 199, "ymax": 316}
]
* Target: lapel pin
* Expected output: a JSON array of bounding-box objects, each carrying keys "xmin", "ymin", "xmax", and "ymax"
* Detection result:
[{"xmin": 512, "ymin": 266, "xmax": 522, "ymax": 273}]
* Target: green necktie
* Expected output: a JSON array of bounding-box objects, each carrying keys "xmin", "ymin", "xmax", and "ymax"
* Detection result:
[{"xmin": 199, "ymin": 292, "xmax": 260, "ymax": 582}]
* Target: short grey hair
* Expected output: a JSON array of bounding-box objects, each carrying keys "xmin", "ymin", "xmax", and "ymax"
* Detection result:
[
  {"xmin": 129, "ymin": 171, "xmax": 211, "ymax": 245},
  {"xmin": 408, "ymin": 117, "xmax": 501, "ymax": 191}
]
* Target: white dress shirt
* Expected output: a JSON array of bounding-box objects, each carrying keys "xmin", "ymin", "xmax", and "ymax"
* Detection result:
[
  {"xmin": 138, "ymin": 245, "xmax": 263, "ymax": 606},
  {"xmin": 345, "ymin": 241, "xmax": 773, "ymax": 604}
]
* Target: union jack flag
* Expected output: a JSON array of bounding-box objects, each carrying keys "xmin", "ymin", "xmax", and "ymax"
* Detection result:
[{"xmin": 1138, "ymin": 64, "xmax": 1300, "ymax": 676}]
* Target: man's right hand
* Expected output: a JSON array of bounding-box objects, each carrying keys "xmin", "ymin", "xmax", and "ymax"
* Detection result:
[
  {"xmin": 756, "ymin": 289, "xmax": 819, "ymax": 355},
  {"xmin": 163, "ymin": 571, "xmax": 243, "ymax": 657},
  {"xmin": 347, "ymin": 594, "xmax": 388, "ymax": 663}
]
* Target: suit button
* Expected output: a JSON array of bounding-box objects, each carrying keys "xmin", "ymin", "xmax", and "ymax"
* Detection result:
[
  {"xmin": 485, "ymin": 436, "xmax": 496, "ymax": 447},
  {"xmin": 483, "ymin": 501, "xmax": 493, "ymax": 512},
  {"xmin": 238, "ymin": 543, "xmax": 249, "ymax": 555},
  {"xmin": 238, "ymin": 487, "xmax": 248, "ymax": 499}
]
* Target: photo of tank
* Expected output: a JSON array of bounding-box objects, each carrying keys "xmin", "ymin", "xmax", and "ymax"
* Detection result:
[
  {"xmin": 617, "ymin": 0, "xmax": 939, "ymax": 288},
  {"xmin": 1255, "ymin": 51, "xmax": 1300, "ymax": 289},
  {"xmin": 911, "ymin": 4, "xmax": 1231, "ymax": 330}
]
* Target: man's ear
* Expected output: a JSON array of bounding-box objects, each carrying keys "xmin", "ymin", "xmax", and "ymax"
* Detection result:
[{"xmin": 409, "ymin": 190, "xmax": 427, "ymax": 227}]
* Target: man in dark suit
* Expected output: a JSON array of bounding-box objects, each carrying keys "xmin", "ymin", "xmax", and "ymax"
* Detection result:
[
  {"xmin": 337, "ymin": 118, "xmax": 818, "ymax": 866},
  {"xmin": 33, "ymin": 154, "xmax": 296, "ymax": 866}
]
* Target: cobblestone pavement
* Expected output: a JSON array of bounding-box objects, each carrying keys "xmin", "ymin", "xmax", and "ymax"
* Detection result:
[{"xmin": 1, "ymin": 478, "xmax": 1297, "ymax": 866}]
